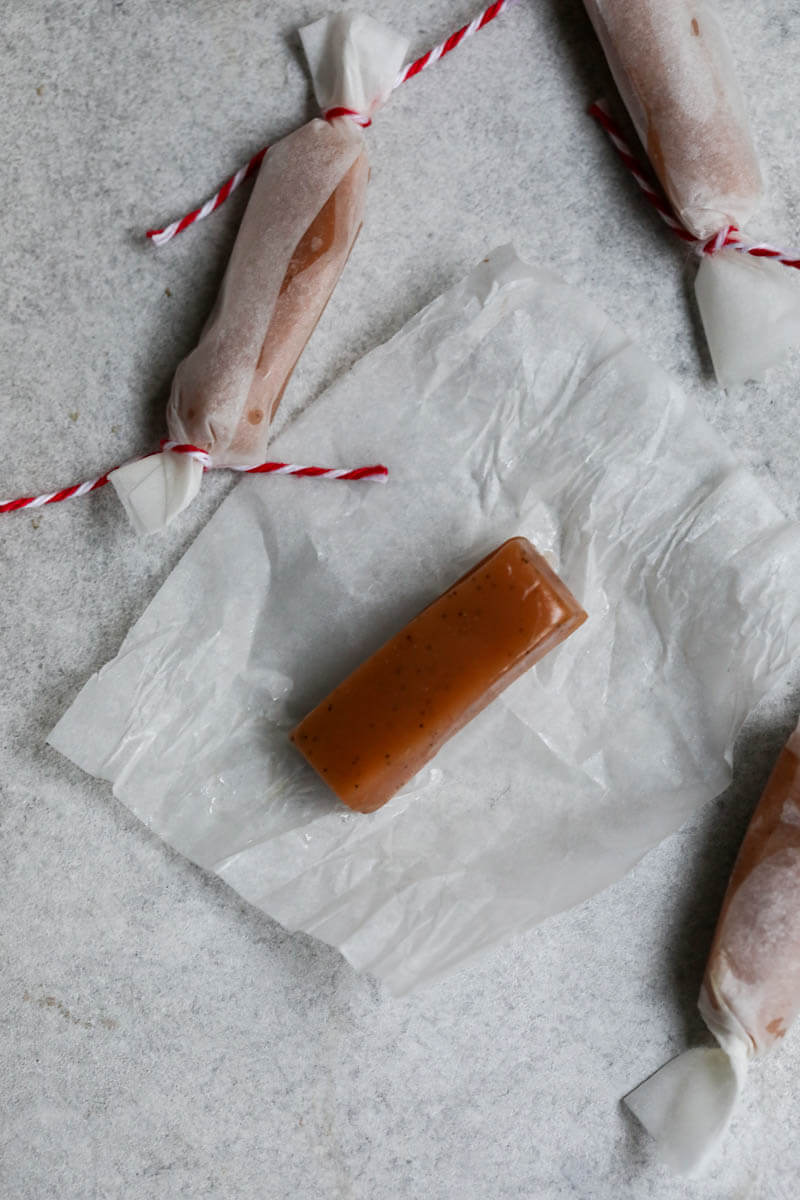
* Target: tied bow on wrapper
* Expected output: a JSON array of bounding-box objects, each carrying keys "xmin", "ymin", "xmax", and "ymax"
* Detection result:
[
  {"xmin": 111, "ymin": 12, "xmax": 409, "ymax": 535},
  {"xmin": 584, "ymin": 0, "xmax": 800, "ymax": 386}
]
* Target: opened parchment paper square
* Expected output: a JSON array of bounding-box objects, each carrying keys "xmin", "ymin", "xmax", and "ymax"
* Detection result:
[{"xmin": 50, "ymin": 248, "xmax": 800, "ymax": 995}]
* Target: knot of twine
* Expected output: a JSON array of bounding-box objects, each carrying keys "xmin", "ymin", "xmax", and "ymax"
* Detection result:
[
  {"xmin": 702, "ymin": 225, "xmax": 740, "ymax": 256},
  {"xmin": 323, "ymin": 106, "xmax": 373, "ymax": 127},
  {"xmin": 589, "ymin": 101, "xmax": 800, "ymax": 271}
]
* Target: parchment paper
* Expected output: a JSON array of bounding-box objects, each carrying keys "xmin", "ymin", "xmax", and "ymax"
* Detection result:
[{"xmin": 50, "ymin": 247, "xmax": 800, "ymax": 995}]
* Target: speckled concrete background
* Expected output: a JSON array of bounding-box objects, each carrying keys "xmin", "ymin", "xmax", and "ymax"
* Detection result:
[{"xmin": 2, "ymin": 2, "xmax": 799, "ymax": 1197}]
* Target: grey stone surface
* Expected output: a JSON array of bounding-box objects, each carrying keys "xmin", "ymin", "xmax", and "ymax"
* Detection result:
[{"xmin": 2, "ymin": 2, "xmax": 799, "ymax": 1197}]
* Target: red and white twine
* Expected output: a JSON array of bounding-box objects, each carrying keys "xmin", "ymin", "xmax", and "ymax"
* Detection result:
[
  {"xmin": 589, "ymin": 101, "xmax": 800, "ymax": 269},
  {"xmin": 1, "ymin": 444, "xmax": 388, "ymax": 516},
  {"xmin": 0, "ymin": 471, "xmax": 113, "ymax": 515},
  {"xmin": 392, "ymin": 0, "xmax": 514, "ymax": 86},
  {"xmin": 147, "ymin": 0, "xmax": 517, "ymax": 245},
  {"xmin": 147, "ymin": 147, "xmax": 269, "ymax": 247},
  {"xmin": 160, "ymin": 441, "xmax": 388, "ymax": 482}
]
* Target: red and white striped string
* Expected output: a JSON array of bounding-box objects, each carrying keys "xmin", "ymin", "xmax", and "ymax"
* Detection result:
[
  {"xmin": 0, "ymin": 444, "xmax": 388, "ymax": 516},
  {"xmin": 147, "ymin": 147, "xmax": 269, "ymax": 246},
  {"xmin": 393, "ymin": 0, "xmax": 514, "ymax": 85},
  {"xmin": 589, "ymin": 100, "xmax": 800, "ymax": 269},
  {"xmin": 147, "ymin": 0, "xmax": 516, "ymax": 245},
  {"xmin": 161, "ymin": 441, "xmax": 387, "ymax": 482},
  {"xmin": 0, "ymin": 470, "xmax": 113, "ymax": 515}
]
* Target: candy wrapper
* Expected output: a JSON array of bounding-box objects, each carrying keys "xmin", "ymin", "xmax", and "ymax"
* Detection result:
[
  {"xmin": 584, "ymin": 0, "xmax": 800, "ymax": 385},
  {"xmin": 625, "ymin": 718, "xmax": 800, "ymax": 1174},
  {"xmin": 111, "ymin": 12, "xmax": 408, "ymax": 534},
  {"xmin": 50, "ymin": 247, "xmax": 800, "ymax": 996}
]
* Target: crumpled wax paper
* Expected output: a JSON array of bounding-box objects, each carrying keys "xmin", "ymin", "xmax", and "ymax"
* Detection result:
[{"xmin": 50, "ymin": 247, "xmax": 800, "ymax": 995}]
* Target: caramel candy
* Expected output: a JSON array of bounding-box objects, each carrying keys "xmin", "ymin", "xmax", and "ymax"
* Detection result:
[
  {"xmin": 290, "ymin": 538, "xmax": 587, "ymax": 813},
  {"xmin": 700, "ymin": 721, "xmax": 800, "ymax": 1054},
  {"xmin": 583, "ymin": 0, "xmax": 762, "ymax": 239},
  {"xmin": 625, "ymin": 718, "xmax": 800, "ymax": 1172},
  {"xmin": 167, "ymin": 118, "xmax": 369, "ymax": 467}
]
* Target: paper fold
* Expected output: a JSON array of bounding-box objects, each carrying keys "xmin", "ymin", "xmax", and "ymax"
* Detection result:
[
  {"xmin": 624, "ymin": 1044, "xmax": 746, "ymax": 1174},
  {"xmin": 300, "ymin": 12, "xmax": 409, "ymax": 119},
  {"xmin": 109, "ymin": 451, "xmax": 204, "ymax": 536},
  {"xmin": 695, "ymin": 246, "xmax": 800, "ymax": 385}
]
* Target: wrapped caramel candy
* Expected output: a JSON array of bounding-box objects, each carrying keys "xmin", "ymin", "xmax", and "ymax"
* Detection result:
[
  {"xmin": 584, "ymin": 0, "xmax": 762, "ymax": 240},
  {"xmin": 584, "ymin": 0, "xmax": 800, "ymax": 386},
  {"xmin": 625, "ymin": 718, "xmax": 800, "ymax": 1173},
  {"xmin": 111, "ymin": 12, "xmax": 408, "ymax": 534},
  {"xmin": 167, "ymin": 121, "xmax": 370, "ymax": 468}
]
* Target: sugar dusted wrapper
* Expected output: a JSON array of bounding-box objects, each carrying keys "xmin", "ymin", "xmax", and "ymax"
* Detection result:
[
  {"xmin": 115, "ymin": 11, "xmax": 408, "ymax": 534},
  {"xmin": 584, "ymin": 0, "xmax": 800, "ymax": 385},
  {"xmin": 584, "ymin": 0, "xmax": 762, "ymax": 240},
  {"xmin": 168, "ymin": 10, "xmax": 407, "ymax": 468},
  {"xmin": 626, "ymin": 718, "xmax": 800, "ymax": 1174},
  {"xmin": 50, "ymin": 248, "xmax": 800, "ymax": 995}
]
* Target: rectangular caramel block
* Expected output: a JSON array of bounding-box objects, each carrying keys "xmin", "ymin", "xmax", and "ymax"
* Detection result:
[{"xmin": 289, "ymin": 538, "xmax": 587, "ymax": 813}]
